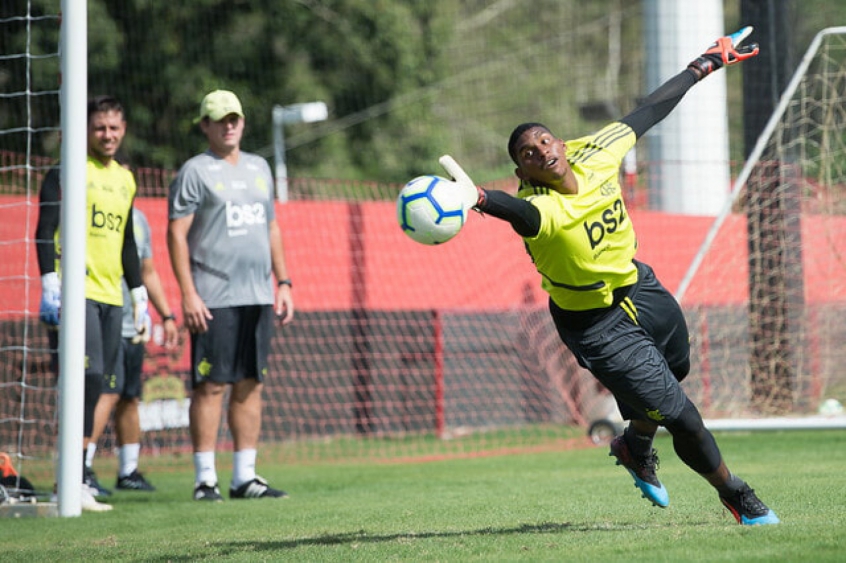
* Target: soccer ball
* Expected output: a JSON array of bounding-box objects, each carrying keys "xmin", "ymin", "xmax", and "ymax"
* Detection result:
[
  {"xmin": 817, "ymin": 398, "xmax": 844, "ymax": 416},
  {"xmin": 396, "ymin": 175, "xmax": 468, "ymax": 245}
]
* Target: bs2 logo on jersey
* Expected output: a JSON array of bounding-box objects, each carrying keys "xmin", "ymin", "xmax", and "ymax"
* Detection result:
[
  {"xmin": 91, "ymin": 204, "xmax": 124, "ymax": 232},
  {"xmin": 583, "ymin": 198, "xmax": 626, "ymax": 250}
]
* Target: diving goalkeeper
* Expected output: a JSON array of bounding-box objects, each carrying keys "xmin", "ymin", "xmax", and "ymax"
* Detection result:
[{"xmin": 439, "ymin": 27, "xmax": 778, "ymax": 525}]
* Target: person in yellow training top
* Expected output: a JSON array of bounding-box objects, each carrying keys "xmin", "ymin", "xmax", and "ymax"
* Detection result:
[
  {"xmin": 35, "ymin": 95, "xmax": 148, "ymax": 512},
  {"xmin": 435, "ymin": 28, "xmax": 779, "ymax": 526}
]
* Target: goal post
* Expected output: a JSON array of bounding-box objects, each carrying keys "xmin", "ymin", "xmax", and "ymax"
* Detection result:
[
  {"xmin": 55, "ymin": 0, "xmax": 88, "ymax": 518},
  {"xmin": 674, "ymin": 27, "xmax": 846, "ymax": 425}
]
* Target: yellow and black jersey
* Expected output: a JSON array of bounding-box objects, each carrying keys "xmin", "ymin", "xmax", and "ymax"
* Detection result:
[
  {"xmin": 517, "ymin": 122, "xmax": 638, "ymax": 311},
  {"xmin": 35, "ymin": 156, "xmax": 139, "ymax": 307},
  {"xmin": 479, "ymin": 69, "xmax": 700, "ymax": 312}
]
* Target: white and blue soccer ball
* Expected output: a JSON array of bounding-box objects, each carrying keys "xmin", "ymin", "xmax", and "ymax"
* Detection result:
[
  {"xmin": 397, "ymin": 175, "xmax": 468, "ymax": 245},
  {"xmin": 818, "ymin": 398, "xmax": 844, "ymax": 416}
]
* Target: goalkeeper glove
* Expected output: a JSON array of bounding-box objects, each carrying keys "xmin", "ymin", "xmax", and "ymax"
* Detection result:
[
  {"xmin": 39, "ymin": 272, "xmax": 61, "ymax": 327},
  {"xmin": 130, "ymin": 285, "xmax": 150, "ymax": 343},
  {"xmin": 688, "ymin": 25, "xmax": 759, "ymax": 80},
  {"xmin": 438, "ymin": 155, "xmax": 484, "ymax": 213},
  {"xmin": 131, "ymin": 311, "xmax": 152, "ymax": 344}
]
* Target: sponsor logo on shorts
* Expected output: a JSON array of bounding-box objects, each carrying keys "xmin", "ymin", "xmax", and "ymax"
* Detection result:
[
  {"xmin": 646, "ymin": 408, "xmax": 664, "ymax": 422},
  {"xmin": 198, "ymin": 357, "xmax": 213, "ymax": 378}
]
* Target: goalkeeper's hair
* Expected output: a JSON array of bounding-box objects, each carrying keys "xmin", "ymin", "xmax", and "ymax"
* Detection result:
[
  {"xmin": 88, "ymin": 95, "xmax": 125, "ymax": 120},
  {"xmin": 507, "ymin": 122, "xmax": 552, "ymax": 164}
]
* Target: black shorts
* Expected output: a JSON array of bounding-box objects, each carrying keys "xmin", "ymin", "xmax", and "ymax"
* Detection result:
[
  {"xmin": 550, "ymin": 261, "xmax": 691, "ymax": 425},
  {"xmin": 102, "ymin": 337, "xmax": 145, "ymax": 399},
  {"xmin": 48, "ymin": 300, "xmax": 123, "ymax": 379},
  {"xmin": 189, "ymin": 305, "xmax": 274, "ymax": 388}
]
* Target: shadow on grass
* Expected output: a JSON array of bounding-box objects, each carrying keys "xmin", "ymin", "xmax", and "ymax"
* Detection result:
[{"xmin": 154, "ymin": 521, "xmax": 662, "ymax": 560}]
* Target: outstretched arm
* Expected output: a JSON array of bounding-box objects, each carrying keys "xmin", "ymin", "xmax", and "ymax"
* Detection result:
[
  {"xmin": 621, "ymin": 26, "xmax": 759, "ymax": 138},
  {"xmin": 439, "ymin": 155, "xmax": 541, "ymax": 237}
]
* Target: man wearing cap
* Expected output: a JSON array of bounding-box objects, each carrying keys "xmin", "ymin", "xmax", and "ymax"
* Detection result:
[{"xmin": 167, "ymin": 89, "xmax": 295, "ymax": 501}]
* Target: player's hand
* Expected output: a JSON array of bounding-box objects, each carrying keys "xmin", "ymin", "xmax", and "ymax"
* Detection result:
[
  {"xmin": 130, "ymin": 285, "xmax": 150, "ymax": 341},
  {"xmin": 275, "ymin": 284, "xmax": 294, "ymax": 325},
  {"xmin": 182, "ymin": 291, "xmax": 213, "ymax": 334},
  {"xmin": 131, "ymin": 311, "xmax": 152, "ymax": 344},
  {"xmin": 688, "ymin": 26, "xmax": 759, "ymax": 80},
  {"xmin": 39, "ymin": 272, "xmax": 61, "ymax": 327},
  {"xmin": 439, "ymin": 155, "xmax": 484, "ymax": 213},
  {"xmin": 161, "ymin": 317, "xmax": 179, "ymax": 349}
]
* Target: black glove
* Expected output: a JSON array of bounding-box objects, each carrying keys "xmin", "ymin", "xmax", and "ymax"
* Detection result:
[{"xmin": 688, "ymin": 26, "xmax": 759, "ymax": 80}]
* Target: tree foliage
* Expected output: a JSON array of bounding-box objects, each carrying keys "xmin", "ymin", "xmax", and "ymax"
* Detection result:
[
  {"xmin": 2, "ymin": 0, "xmax": 842, "ymax": 183},
  {"xmin": 4, "ymin": 0, "xmax": 453, "ymax": 181}
]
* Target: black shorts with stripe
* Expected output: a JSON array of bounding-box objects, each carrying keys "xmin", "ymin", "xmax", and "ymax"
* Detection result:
[
  {"xmin": 549, "ymin": 260, "xmax": 691, "ymax": 425},
  {"xmin": 189, "ymin": 305, "xmax": 274, "ymax": 388},
  {"xmin": 101, "ymin": 337, "xmax": 146, "ymax": 399}
]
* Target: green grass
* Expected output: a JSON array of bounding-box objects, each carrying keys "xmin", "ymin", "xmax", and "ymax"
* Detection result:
[{"xmin": 3, "ymin": 430, "xmax": 845, "ymax": 562}]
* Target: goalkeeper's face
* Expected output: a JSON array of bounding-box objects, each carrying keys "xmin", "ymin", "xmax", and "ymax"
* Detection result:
[
  {"xmin": 87, "ymin": 109, "xmax": 126, "ymax": 164},
  {"xmin": 511, "ymin": 126, "xmax": 571, "ymax": 190}
]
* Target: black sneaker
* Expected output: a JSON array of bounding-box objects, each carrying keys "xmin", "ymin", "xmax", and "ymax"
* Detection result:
[
  {"xmin": 193, "ymin": 481, "xmax": 223, "ymax": 502},
  {"xmin": 116, "ymin": 470, "xmax": 156, "ymax": 492},
  {"xmin": 719, "ymin": 484, "xmax": 780, "ymax": 525},
  {"xmin": 609, "ymin": 435, "xmax": 669, "ymax": 508},
  {"xmin": 229, "ymin": 476, "xmax": 288, "ymax": 499},
  {"xmin": 83, "ymin": 466, "xmax": 113, "ymax": 497}
]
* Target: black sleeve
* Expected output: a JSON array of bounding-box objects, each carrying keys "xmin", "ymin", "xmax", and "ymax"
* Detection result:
[
  {"xmin": 476, "ymin": 189, "xmax": 541, "ymax": 238},
  {"xmin": 619, "ymin": 69, "xmax": 699, "ymax": 138},
  {"xmin": 35, "ymin": 167, "xmax": 61, "ymax": 276},
  {"xmin": 121, "ymin": 203, "xmax": 143, "ymax": 290}
]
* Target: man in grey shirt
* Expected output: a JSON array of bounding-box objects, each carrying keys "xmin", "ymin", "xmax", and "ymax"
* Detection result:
[{"xmin": 167, "ymin": 90, "xmax": 294, "ymax": 501}]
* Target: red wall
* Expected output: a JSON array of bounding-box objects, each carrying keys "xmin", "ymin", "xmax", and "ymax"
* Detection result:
[{"xmin": 3, "ymin": 194, "xmax": 845, "ymax": 321}]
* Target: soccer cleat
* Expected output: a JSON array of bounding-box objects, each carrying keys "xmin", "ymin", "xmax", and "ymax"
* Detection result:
[
  {"xmin": 229, "ymin": 476, "xmax": 288, "ymax": 499},
  {"xmin": 720, "ymin": 485, "xmax": 780, "ymax": 525},
  {"xmin": 609, "ymin": 435, "xmax": 669, "ymax": 508},
  {"xmin": 193, "ymin": 481, "xmax": 224, "ymax": 502},
  {"xmin": 83, "ymin": 466, "xmax": 112, "ymax": 497},
  {"xmin": 81, "ymin": 484, "xmax": 113, "ymax": 512},
  {"xmin": 116, "ymin": 470, "xmax": 156, "ymax": 492},
  {"xmin": 50, "ymin": 484, "xmax": 114, "ymax": 512}
]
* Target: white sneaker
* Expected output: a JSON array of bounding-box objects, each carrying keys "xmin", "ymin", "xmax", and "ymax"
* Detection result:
[
  {"xmin": 81, "ymin": 484, "xmax": 112, "ymax": 512},
  {"xmin": 48, "ymin": 484, "xmax": 114, "ymax": 512}
]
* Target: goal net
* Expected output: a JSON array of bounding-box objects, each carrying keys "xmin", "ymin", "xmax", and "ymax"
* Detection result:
[
  {"xmin": 675, "ymin": 27, "xmax": 846, "ymax": 425},
  {"xmin": 0, "ymin": 6, "xmax": 62, "ymax": 499},
  {"xmin": 3, "ymin": 6, "xmax": 846, "ymax": 491}
]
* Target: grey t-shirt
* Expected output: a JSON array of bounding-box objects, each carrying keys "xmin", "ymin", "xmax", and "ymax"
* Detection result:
[
  {"xmin": 122, "ymin": 207, "xmax": 153, "ymax": 338},
  {"xmin": 168, "ymin": 150, "xmax": 276, "ymax": 308}
]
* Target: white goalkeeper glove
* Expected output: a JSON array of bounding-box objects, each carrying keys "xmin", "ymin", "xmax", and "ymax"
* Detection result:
[
  {"xmin": 130, "ymin": 285, "xmax": 150, "ymax": 343},
  {"xmin": 39, "ymin": 272, "xmax": 61, "ymax": 327},
  {"xmin": 131, "ymin": 311, "xmax": 152, "ymax": 344},
  {"xmin": 439, "ymin": 155, "xmax": 484, "ymax": 213}
]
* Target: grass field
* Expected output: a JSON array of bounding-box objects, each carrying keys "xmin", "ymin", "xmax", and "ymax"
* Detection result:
[{"xmin": 3, "ymin": 429, "xmax": 845, "ymax": 562}]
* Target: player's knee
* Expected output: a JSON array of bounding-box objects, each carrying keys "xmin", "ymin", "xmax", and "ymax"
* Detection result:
[{"xmin": 662, "ymin": 398, "xmax": 704, "ymax": 436}]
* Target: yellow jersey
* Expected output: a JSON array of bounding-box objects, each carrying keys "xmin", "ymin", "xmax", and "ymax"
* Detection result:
[
  {"xmin": 517, "ymin": 122, "xmax": 638, "ymax": 311},
  {"xmin": 54, "ymin": 157, "xmax": 137, "ymax": 306}
]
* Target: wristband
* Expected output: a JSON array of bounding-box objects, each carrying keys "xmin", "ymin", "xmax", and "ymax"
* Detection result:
[
  {"xmin": 278, "ymin": 279, "xmax": 292, "ymax": 288},
  {"xmin": 162, "ymin": 314, "xmax": 177, "ymax": 323}
]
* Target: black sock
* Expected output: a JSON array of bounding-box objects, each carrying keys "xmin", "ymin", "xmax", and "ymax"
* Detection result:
[{"xmin": 624, "ymin": 426, "xmax": 655, "ymax": 458}]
